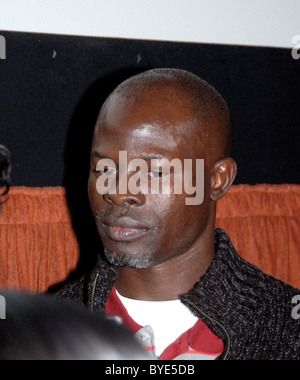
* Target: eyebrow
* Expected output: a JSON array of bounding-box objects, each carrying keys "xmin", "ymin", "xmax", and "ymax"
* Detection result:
[
  {"xmin": 91, "ymin": 151, "xmax": 111, "ymax": 160},
  {"xmin": 92, "ymin": 151, "xmax": 167, "ymax": 161},
  {"xmin": 142, "ymin": 154, "xmax": 167, "ymax": 161}
]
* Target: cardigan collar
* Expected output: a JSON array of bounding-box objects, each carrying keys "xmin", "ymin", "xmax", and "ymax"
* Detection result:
[{"xmin": 92, "ymin": 228, "xmax": 263, "ymax": 359}]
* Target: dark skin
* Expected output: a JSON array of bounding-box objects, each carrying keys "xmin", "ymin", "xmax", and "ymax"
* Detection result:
[{"xmin": 88, "ymin": 82, "xmax": 237, "ymax": 301}]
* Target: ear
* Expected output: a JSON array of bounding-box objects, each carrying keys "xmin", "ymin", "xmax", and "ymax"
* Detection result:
[{"xmin": 210, "ymin": 158, "xmax": 237, "ymax": 201}]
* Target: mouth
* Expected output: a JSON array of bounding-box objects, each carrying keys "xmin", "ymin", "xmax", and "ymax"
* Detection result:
[{"xmin": 101, "ymin": 216, "xmax": 151, "ymax": 242}]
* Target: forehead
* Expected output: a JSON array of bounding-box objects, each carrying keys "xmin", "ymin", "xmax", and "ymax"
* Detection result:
[{"xmin": 93, "ymin": 90, "xmax": 204, "ymax": 160}]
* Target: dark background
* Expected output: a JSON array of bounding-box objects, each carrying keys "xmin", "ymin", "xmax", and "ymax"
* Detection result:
[{"xmin": 1, "ymin": 31, "xmax": 299, "ymax": 188}]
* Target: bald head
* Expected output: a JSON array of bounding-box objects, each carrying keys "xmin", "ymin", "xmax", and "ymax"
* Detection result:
[
  {"xmin": 89, "ymin": 69, "xmax": 237, "ymax": 277},
  {"xmin": 97, "ymin": 68, "xmax": 232, "ymax": 163}
]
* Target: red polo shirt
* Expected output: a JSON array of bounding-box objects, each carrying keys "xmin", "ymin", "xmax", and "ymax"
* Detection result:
[{"xmin": 105, "ymin": 287, "xmax": 224, "ymax": 360}]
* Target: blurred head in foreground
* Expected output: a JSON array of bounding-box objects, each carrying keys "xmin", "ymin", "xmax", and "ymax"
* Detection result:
[{"xmin": 0, "ymin": 291, "xmax": 150, "ymax": 360}]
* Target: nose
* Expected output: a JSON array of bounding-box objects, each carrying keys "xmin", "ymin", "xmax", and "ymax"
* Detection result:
[{"xmin": 103, "ymin": 186, "xmax": 146, "ymax": 208}]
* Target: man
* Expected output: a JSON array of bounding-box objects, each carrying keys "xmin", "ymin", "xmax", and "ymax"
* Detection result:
[
  {"xmin": 56, "ymin": 69, "xmax": 300, "ymax": 360},
  {"xmin": 0, "ymin": 145, "xmax": 12, "ymax": 213}
]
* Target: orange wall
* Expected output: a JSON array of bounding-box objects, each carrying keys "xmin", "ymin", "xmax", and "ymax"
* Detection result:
[{"xmin": 0, "ymin": 185, "xmax": 299, "ymax": 292}]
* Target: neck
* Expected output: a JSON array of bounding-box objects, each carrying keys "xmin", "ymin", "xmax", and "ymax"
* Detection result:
[{"xmin": 115, "ymin": 225, "xmax": 216, "ymax": 301}]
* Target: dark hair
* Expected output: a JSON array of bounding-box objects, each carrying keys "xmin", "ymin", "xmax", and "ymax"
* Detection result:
[
  {"xmin": 0, "ymin": 145, "xmax": 12, "ymax": 202},
  {"xmin": 0, "ymin": 291, "xmax": 150, "ymax": 360}
]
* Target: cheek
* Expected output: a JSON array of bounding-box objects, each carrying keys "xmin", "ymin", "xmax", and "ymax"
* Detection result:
[
  {"xmin": 156, "ymin": 194, "xmax": 210, "ymax": 248},
  {"xmin": 88, "ymin": 175, "xmax": 101, "ymax": 214}
]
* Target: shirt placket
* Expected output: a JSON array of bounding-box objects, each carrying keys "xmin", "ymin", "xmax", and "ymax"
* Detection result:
[{"xmin": 135, "ymin": 325, "xmax": 158, "ymax": 360}]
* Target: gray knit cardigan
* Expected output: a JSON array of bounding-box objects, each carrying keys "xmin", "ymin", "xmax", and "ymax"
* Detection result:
[{"xmin": 55, "ymin": 228, "xmax": 300, "ymax": 360}]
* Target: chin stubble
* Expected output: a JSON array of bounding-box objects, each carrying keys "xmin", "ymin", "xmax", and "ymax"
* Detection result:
[
  {"xmin": 103, "ymin": 247, "xmax": 155, "ymax": 269},
  {"xmin": 95, "ymin": 210, "xmax": 159, "ymax": 268}
]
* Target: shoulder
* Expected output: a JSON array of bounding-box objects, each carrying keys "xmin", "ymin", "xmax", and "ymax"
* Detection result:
[
  {"xmin": 185, "ymin": 229, "xmax": 300, "ymax": 359},
  {"xmin": 52, "ymin": 273, "xmax": 88, "ymax": 306},
  {"xmin": 52, "ymin": 256, "xmax": 119, "ymax": 311}
]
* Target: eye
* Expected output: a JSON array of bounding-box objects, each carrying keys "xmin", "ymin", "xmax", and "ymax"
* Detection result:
[
  {"xmin": 94, "ymin": 167, "xmax": 117, "ymax": 176},
  {"xmin": 148, "ymin": 170, "xmax": 166, "ymax": 179}
]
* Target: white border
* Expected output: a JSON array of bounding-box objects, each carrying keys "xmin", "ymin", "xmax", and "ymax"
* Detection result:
[{"xmin": 0, "ymin": 0, "xmax": 299, "ymax": 48}]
